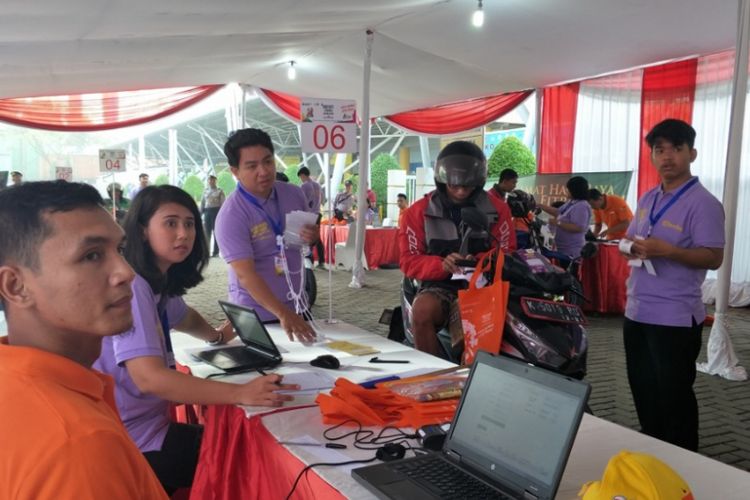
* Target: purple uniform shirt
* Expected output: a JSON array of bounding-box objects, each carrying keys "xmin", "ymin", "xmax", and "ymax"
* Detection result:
[
  {"xmin": 93, "ymin": 274, "xmax": 188, "ymax": 452},
  {"xmin": 300, "ymin": 178, "xmax": 322, "ymax": 213},
  {"xmin": 554, "ymin": 200, "xmax": 592, "ymax": 258},
  {"xmin": 215, "ymin": 181, "xmax": 308, "ymax": 321},
  {"xmin": 625, "ymin": 177, "xmax": 725, "ymax": 327}
]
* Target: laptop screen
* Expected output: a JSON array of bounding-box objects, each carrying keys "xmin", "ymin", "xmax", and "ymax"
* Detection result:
[
  {"xmin": 219, "ymin": 301, "xmax": 279, "ymax": 356},
  {"xmin": 446, "ymin": 353, "xmax": 588, "ymax": 497}
]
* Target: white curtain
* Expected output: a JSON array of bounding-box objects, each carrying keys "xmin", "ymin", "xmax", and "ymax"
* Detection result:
[
  {"xmin": 571, "ymin": 69, "xmax": 643, "ymax": 209},
  {"xmin": 693, "ymin": 51, "xmax": 750, "ymax": 296}
]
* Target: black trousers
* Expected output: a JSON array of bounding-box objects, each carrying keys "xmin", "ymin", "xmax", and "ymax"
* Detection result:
[
  {"xmin": 143, "ymin": 422, "xmax": 204, "ymax": 495},
  {"xmin": 623, "ymin": 317, "xmax": 702, "ymax": 451},
  {"xmin": 203, "ymin": 207, "xmax": 220, "ymax": 256}
]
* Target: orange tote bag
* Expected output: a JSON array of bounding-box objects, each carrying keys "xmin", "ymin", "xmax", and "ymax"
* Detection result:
[{"xmin": 458, "ymin": 250, "xmax": 509, "ymax": 365}]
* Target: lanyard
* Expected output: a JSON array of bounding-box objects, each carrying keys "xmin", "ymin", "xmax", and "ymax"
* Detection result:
[
  {"xmin": 237, "ymin": 184, "xmax": 284, "ymax": 239},
  {"xmin": 647, "ymin": 177, "xmax": 699, "ymax": 236},
  {"xmin": 158, "ymin": 298, "xmax": 175, "ymax": 369}
]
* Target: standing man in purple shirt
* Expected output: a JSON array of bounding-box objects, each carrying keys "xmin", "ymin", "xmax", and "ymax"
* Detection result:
[
  {"xmin": 538, "ymin": 176, "xmax": 592, "ymax": 267},
  {"xmin": 297, "ymin": 166, "xmax": 325, "ymax": 267},
  {"xmin": 215, "ymin": 129, "xmax": 319, "ymax": 342},
  {"xmin": 622, "ymin": 119, "xmax": 724, "ymax": 451}
]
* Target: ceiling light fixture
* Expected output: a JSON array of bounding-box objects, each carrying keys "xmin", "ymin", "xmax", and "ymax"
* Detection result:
[
  {"xmin": 287, "ymin": 61, "xmax": 297, "ymax": 80},
  {"xmin": 472, "ymin": 0, "xmax": 484, "ymax": 28}
]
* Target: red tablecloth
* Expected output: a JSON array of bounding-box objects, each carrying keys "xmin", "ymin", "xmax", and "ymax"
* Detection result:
[
  {"xmin": 189, "ymin": 405, "xmax": 345, "ymax": 500},
  {"xmin": 364, "ymin": 227, "xmax": 400, "ymax": 268},
  {"xmin": 580, "ymin": 243, "xmax": 630, "ymax": 314},
  {"xmin": 316, "ymin": 225, "xmax": 400, "ymax": 269}
]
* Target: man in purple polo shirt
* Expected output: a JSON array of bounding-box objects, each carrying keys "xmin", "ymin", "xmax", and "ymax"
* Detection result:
[
  {"xmin": 297, "ymin": 166, "xmax": 325, "ymax": 267},
  {"xmin": 215, "ymin": 128, "xmax": 319, "ymax": 342},
  {"xmin": 623, "ymin": 119, "xmax": 724, "ymax": 452}
]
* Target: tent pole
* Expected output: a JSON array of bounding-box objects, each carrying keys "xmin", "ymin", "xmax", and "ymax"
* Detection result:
[
  {"xmin": 697, "ymin": 0, "xmax": 749, "ymax": 381},
  {"xmin": 350, "ymin": 29, "xmax": 374, "ymax": 288}
]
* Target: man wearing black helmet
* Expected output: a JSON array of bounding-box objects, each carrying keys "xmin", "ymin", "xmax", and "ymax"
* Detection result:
[{"xmin": 398, "ymin": 141, "xmax": 515, "ymax": 356}]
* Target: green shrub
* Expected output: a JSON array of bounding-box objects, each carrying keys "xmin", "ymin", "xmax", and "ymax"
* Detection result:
[
  {"xmin": 284, "ymin": 164, "xmax": 301, "ymax": 185},
  {"xmin": 182, "ymin": 175, "xmax": 204, "ymax": 201},
  {"xmin": 487, "ymin": 136, "xmax": 536, "ymax": 179},
  {"xmin": 370, "ymin": 154, "xmax": 401, "ymax": 209},
  {"xmin": 216, "ymin": 170, "xmax": 235, "ymax": 196},
  {"xmin": 153, "ymin": 173, "xmax": 170, "ymax": 186}
]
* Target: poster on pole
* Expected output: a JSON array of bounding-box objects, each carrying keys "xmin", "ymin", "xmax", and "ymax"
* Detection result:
[
  {"xmin": 55, "ymin": 166, "xmax": 73, "ymax": 182},
  {"xmin": 300, "ymin": 98, "xmax": 358, "ymax": 153},
  {"xmin": 98, "ymin": 149, "xmax": 127, "ymax": 173}
]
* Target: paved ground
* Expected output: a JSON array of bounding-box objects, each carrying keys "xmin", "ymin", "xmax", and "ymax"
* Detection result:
[{"xmin": 185, "ymin": 259, "xmax": 750, "ymax": 472}]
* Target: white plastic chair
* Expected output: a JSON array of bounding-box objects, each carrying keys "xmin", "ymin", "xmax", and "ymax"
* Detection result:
[{"xmin": 335, "ymin": 222, "xmax": 369, "ymax": 271}]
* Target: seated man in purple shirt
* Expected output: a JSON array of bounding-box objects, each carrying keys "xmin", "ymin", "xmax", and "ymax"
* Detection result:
[
  {"xmin": 216, "ymin": 128, "xmax": 319, "ymax": 342},
  {"xmin": 622, "ymin": 118, "xmax": 724, "ymax": 451}
]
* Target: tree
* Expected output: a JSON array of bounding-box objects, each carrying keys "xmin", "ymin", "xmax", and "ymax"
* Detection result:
[
  {"xmin": 182, "ymin": 175, "xmax": 204, "ymax": 201},
  {"xmin": 216, "ymin": 170, "xmax": 235, "ymax": 196},
  {"xmin": 370, "ymin": 154, "xmax": 401, "ymax": 210},
  {"xmin": 487, "ymin": 136, "xmax": 536, "ymax": 179}
]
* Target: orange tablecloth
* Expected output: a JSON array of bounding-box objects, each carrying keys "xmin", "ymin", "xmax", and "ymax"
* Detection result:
[
  {"xmin": 316, "ymin": 225, "xmax": 400, "ymax": 269},
  {"xmin": 189, "ymin": 405, "xmax": 345, "ymax": 500},
  {"xmin": 580, "ymin": 243, "xmax": 630, "ymax": 314}
]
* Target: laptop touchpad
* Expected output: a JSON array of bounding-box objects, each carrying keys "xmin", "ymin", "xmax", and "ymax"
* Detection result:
[{"xmin": 381, "ymin": 480, "xmax": 433, "ymax": 500}]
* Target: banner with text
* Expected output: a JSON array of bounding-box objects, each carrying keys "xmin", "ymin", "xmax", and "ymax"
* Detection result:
[
  {"xmin": 514, "ymin": 171, "xmax": 633, "ymax": 206},
  {"xmin": 300, "ymin": 97, "xmax": 358, "ymax": 153}
]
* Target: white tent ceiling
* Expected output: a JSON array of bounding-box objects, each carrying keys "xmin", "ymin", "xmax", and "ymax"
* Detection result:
[{"xmin": 0, "ymin": 0, "xmax": 739, "ymax": 116}]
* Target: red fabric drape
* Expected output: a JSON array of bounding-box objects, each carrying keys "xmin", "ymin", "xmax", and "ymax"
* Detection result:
[
  {"xmin": 190, "ymin": 405, "xmax": 345, "ymax": 500},
  {"xmin": 257, "ymin": 88, "xmax": 302, "ymax": 122},
  {"xmin": 0, "ymin": 85, "xmax": 222, "ymax": 132},
  {"xmin": 384, "ymin": 91, "xmax": 532, "ymax": 135},
  {"xmin": 637, "ymin": 59, "xmax": 698, "ymax": 196},
  {"xmin": 538, "ymin": 83, "xmax": 580, "ymax": 173},
  {"xmin": 580, "ymin": 245, "xmax": 630, "ymax": 314}
]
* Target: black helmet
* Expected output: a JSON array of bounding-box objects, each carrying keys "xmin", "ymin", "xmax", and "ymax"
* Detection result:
[{"xmin": 434, "ymin": 141, "xmax": 487, "ymax": 189}]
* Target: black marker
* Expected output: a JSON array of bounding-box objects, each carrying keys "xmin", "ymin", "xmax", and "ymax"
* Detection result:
[
  {"xmin": 369, "ymin": 357, "xmax": 410, "ymax": 364},
  {"xmin": 279, "ymin": 442, "xmax": 347, "ymax": 449}
]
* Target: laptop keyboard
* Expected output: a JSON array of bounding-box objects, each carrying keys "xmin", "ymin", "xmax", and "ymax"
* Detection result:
[{"xmin": 389, "ymin": 456, "xmax": 511, "ymax": 499}]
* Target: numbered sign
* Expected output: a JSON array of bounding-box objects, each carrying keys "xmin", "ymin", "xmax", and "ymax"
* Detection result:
[
  {"xmin": 300, "ymin": 97, "xmax": 358, "ymax": 153},
  {"xmin": 99, "ymin": 149, "xmax": 127, "ymax": 173},
  {"xmin": 55, "ymin": 166, "xmax": 73, "ymax": 182}
]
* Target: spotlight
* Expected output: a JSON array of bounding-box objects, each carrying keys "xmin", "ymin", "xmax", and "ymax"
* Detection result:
[
  {"xmin": 287, "ymin": 61, "xmax": 296, "ymax": 80},
  {"xmin": 472, "ymin": 0, "xmax": 484, "ymax": 28}
]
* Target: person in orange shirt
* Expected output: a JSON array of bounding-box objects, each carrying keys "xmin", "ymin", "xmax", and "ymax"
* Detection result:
[
  {"xmin": 396, "ymin": 192, "xmax": 408, "ymax": 226},
  {"xmin": 588, "ymin": 189, "xmax": 633, "ymax": 240},
  {"xmin": 0, "ymin": 181, "xmax": 167, "ymax": 499}
]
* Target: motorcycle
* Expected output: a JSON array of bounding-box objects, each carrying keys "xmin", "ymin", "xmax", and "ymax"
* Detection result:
[{"xmin": 390, "ymin": 205, "xmax": 589, "ymax": 380}]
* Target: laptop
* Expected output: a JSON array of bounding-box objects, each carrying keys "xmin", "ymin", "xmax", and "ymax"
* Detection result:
[
  {"xmin": 352, "ymin": 351, "xmax": 591, "ymax": 500},
  {"xmin": 195, "ymin": 301, "xmax": 283, "ymax": 372}
]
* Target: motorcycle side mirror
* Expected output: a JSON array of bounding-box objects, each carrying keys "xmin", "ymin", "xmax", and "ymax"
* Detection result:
[{"xmin": 460, "ymin": 207, "xmax": 489, "ymax": 231}]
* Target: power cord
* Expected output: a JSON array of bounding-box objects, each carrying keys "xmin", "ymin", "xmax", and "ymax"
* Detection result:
[
  {"xmin": 284, "ymin": 457, "xmax": 376, "ymax": 500},
  {"xmin": 284, "ymin": 419, "xmax": 425, "ymax": 499}
]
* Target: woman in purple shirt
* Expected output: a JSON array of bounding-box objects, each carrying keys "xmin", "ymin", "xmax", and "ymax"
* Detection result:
[
  {"xmin": 538, "ymin": 176, "xmax": 593, "ymax": 263},
  {"xmin": 94, "ymin": 186, "xmax": 298, "ymax": 495}
]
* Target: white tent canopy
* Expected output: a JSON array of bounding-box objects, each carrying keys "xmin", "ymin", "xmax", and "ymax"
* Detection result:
[{"xmin": 0, "ymin": 0, "xmax": 738, "ymax": 116}]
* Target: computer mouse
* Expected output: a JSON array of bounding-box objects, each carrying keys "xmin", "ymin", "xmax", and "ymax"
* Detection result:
[{"xmin": 310, "ymin": 354, "xmax": 341, "ymax": 370}]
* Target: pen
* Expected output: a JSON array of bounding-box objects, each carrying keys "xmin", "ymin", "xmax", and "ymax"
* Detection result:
[
  {"xmin": 256, "ymin": 368, "xmax": 282, "ymax": 385},
  {"xmin": 369, "ymin": 357, "xmax": 410, "ymax": 364},
  {"xmin": 279, "ymin": 442, "xmax": 347, "ymax": 449}
]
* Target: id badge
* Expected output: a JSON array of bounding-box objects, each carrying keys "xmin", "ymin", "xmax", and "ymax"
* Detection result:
[{"xmin": 274, "ymin": 254, "xmax": 286, "ymax": 275}]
